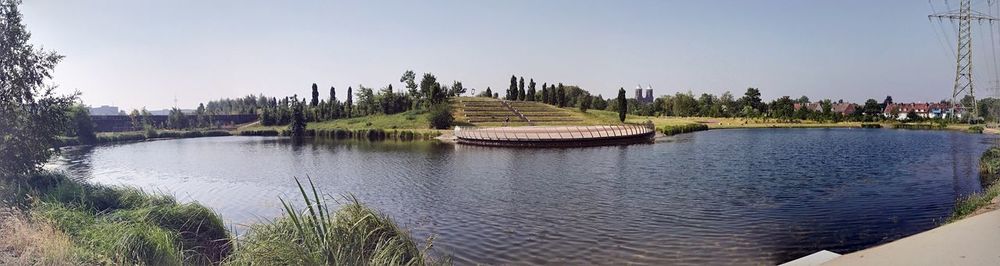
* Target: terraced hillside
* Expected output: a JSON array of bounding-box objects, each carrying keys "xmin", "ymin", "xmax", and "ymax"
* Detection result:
[{"xmin": 454, "ymin": 97, "xmax": 601, "ymax": 126}]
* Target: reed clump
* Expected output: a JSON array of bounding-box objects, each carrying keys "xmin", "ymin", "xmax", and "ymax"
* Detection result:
[
  {"xmin": 225, "ymin": 177, "xmax": 437, "ymax": 265},
  {"xmin": 659, "ymin": 123, "xmax": 709, "ymax": 136}
]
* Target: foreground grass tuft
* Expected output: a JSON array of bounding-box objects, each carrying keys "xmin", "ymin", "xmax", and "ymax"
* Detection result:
[
  {"xmin": 2, "ymin": 173, "xmax": 230, "ymax": 265},
  {"xmin": 0, "ymin": 208, "xmax": 77, "ymax": 265},
  {"xmin": 950, "ymin": 147, "xmax": 1000, "ymax": 222},
  {"xmin": 2, "ymin": 173, "xmax": 440, "ymax": 265},
  {"xmin": 226, "ymin": 177, "xmax": 435, "ymax": 265}
]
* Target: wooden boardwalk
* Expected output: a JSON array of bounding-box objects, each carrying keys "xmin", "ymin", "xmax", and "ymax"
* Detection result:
[{"xmin": 454, "ymin": 124, "xmax": 655, "ymax": 147}]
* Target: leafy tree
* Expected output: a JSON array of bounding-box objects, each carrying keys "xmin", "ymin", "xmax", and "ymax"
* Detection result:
[
  {"xmin": 863, "ymin": 99, "xmax": 882, "ymax": 116},
  {"xmin": 289, "ymin": 100, "xmax": 306, "ymax": 137},
  {"xmin": 741, "ymin": 87, "xmax": 763, "ymax": 113},
  {"xmin": 882, "ymin": 95, "xmax": 894, "ymax": 109},
  {"xmin": 141, "ymin": 108, "xmax": 153, "ymax": 127},
  {"xmin": 796, "ymin": 95, "xmax": 810, "ymax": 104},
  {"xmin": 128, "ymin": 109, "xmax": 141, "ymax": 129},
  {"xmin": 310, "ymin": 83, "xmax": 319, "ymax": 107},
  {"xmin": 542, "ymin": 83, "xmax": 549, "ymax": 103},
  {"xmin": 557, "ymin": 83, "xmax": 566, "ymax": 107},
  {"xmin": 167, "ymin": 108, "xmax": 188, "ymax": 129},
  {"xmin": 769, "ymin": 96, "xmax": 795, "ymax": 119},
  {"xmin": 507, "ymin": 75, "xmax": 517, "ymax": 100},
  {"xmin": 69, "ymin": 104, "xmax": 96, "ymax": 144},
  {"xmin": 345, "ymin": 86, "xmax": 353, "ymax": 117},
  {"xmin": 719, "ymin": 91, "xmax": 737, "ymax": 117},
  {"xmin": 478, "ymin": 87, "xmax": 493, "ymax": 98},
  {"xmin": 672, "ymin": 92, "xmax": 699, "ymax": 117},
  {"xmin": 527, "ymin": 79, "xmax": 536, "ymax": 101},
  {"xmin": 355, "ymin": 85, "xmax": 376, "ymax": 116},
  {"xmin": 578, "ymin": 95, "xmax": 591, "ymax": 112},
  {"xmin": 428, "ymin": 103, "xmax": 453, "ymax": 129},
  {"xmin": 448, "ymin": 81, "xmax": 466, "ymax": 96},
  {"xmin": 329, "ymin": 86, "xmax": 337, "ymax": 103},
  {"xmin": 698, "ymin": 93, "xmax": 720, "ymax": 117},
  {"xmin": 820, "ymin": 99, "xmax": 833, "ymax": 119},
  {"xmin": 518, "ymin": 77, "xmax": 525, "ymax": 101},
  {"xmin": 0, "ymin": 1, "xmax": 78, "ymax": 176},
  {"xmin": 906, "ymin": 110, "xmax": 920, "ymax": 121},
  {"xmin": 328, "ymin": 86, "xmax": 340, "ymax": 118},
  {"xmin": 420, "ymin": 73, "xmax": 445, "ymax": 105},
  {"xmin": 617, "ymin": 88, "xmax": 627, "ymax": 122},
  {"xmin": 196, "ymin": 103, "xmax": 209, "ymax": 127},
  {"xmin": 401, "ymin": 70, "xmax": 419, "ymax": 109},
  {"xmin": 592, "ymin": 94, "xmax": 608, "ymax": 110}
]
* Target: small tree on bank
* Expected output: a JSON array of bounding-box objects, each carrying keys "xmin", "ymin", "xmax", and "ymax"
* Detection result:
[
  {"xmin": 617, "ymin": 88, "xmax": 627, "ymax": 122},
  {"xmin": 310, "ymin": 83, "xmax": 319, "ymax": 107},
  {"xmin": 70, "ymin": 104, "xmax": 96, "ymax": 144},
  {"xmin": 290, "ymin": 100, "xmax": 306, "ymax": 137}
]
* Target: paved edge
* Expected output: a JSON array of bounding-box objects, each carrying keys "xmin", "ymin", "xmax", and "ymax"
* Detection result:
[
  {"xmin": 779, "ymin": 250, "xmax": 841, "ymax": 266},
  {"xmin": 821, "ymin": 209, "xmax": 1000, "ymax": 266}
]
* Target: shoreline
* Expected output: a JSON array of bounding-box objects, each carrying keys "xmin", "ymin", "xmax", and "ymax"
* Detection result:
[
  {"xmin": 784, "ymin": 146, "xmax": 1000, "ymax": 266},
  {"xmin": 62, "ymin": 120, "xmax": 993, "ymax": 149}
]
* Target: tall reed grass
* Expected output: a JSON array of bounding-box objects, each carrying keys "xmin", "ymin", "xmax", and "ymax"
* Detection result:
[
  {"xmin": 659, "ymin": 123, "xmax": 709, "ymax": 136},
  {"xmin": 225, "ymin": 177, "xmax": 437, "ymax": 265}
]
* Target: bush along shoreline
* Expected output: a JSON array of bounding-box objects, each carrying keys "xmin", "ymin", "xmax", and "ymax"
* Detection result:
[
  {"xmin": 55, "ymin": 130, "xmax": 233, "ymax": 147},
  {"xmin": 0, "ymin": 173, "xmax": 441, "ymax": 265},
  {"xmin": 239, "ymin": 128, "xmax": 442, "ymax": 141},
  {"xmin": 950, "ymin": 147, "xmax": 1000, "ymax": 222},
  {"xmin": 659, "ymin": 123, "xmax": 709, "ymax": 136}
]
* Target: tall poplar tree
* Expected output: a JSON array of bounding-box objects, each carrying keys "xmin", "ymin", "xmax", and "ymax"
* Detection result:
[{"xmin": 617, "ymin": 87, "xmax": 628, "ymax": 122}]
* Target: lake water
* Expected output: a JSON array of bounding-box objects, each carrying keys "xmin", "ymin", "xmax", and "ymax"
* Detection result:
[{"xmin": 48, "ymin": 128, "xmax": 996, "ymax": 265}]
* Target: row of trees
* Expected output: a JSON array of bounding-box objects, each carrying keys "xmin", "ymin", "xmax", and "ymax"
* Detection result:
[
  {"xmin": 494, "ymin": 82, "xmax": 901, "ymax": 122},
  {"xmin": 197, "ymin": 70, "xmax": 464, "ymax": 129}
]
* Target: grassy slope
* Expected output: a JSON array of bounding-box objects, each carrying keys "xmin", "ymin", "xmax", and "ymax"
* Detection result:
[{"xmin": 308, "ymin": 110, "xmax": 433, "ymax": 131}]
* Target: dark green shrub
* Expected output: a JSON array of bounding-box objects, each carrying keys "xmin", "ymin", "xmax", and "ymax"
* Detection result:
[
  {"xmin": 660, "ymin": 123, "xmax": 709, "ymax": 136},
  {"xmin": 427, "ymin": 104, "xmax": 454, "ymax": 129},
  {"xmin": 968, "ymin": 125, "xmax": 985, "ymax": 134}
]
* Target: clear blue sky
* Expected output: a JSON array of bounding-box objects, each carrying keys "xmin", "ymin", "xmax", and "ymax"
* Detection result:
[{"xmin": 19, "ymin": 0, "xmax": 991, "ymax": 110}]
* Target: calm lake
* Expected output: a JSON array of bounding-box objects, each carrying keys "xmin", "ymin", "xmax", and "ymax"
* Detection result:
[{"xmin": 48, "ymin": 128, "xmax": 995, "ymax": 265}]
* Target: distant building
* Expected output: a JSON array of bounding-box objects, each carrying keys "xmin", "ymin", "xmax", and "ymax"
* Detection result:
[
  {"xmin": 634, "ymin": 85, "xmax": 654, "ymax": 104},
  {"xmin": 88, "ymin": 105, "xmax": 121, "ymax": 116},
  {"xmin": 792, "ymin": 102, "xmax": 857, "ymax": 116},
  {"xmin": 882, "ymin": 102, "xmax": 961, "ymax": 120}
]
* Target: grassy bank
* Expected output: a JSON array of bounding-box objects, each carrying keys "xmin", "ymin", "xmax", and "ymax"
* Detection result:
[
  {"xmin": 0, "ymin": 173, "xmax": 439, "ymax": 265},
  {"xmin": 238, "ymin": 128, "xmax": 441, "ymax": 141},
  {"xmin": 56, "ymin": 130, "xmax": 233, "ymax": 147},
  {"xmin": 950, "ymin": 147, "xmax": 1000, "ymax": 222},
  {"xmin": 241, "ymin": 110, "xmax": 444, "ymax": 141}
]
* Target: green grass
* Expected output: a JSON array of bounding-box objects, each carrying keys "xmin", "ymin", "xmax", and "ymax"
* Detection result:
[
  {"xmin": 3, "ymin": 173, "xmax": 230, "ymax": 265},
  {"xmin": 2, "ymin": 173, "xmax": 442, "ymax": 265},
  {"xmin": 225, "ymin": 177, "xmax": 438, "ymax": 265},
  {"xmin": 950, "ymin": 147, "xmax": 1000, "ymax": 222},
  {"xmin": 309, "ymin": 110, "xmax": 436, "ymax": 132}
]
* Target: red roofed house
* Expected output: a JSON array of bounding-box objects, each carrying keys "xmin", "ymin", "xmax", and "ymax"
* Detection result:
[
  {"xmin": 792, "ymin": 102, "xmax": 857, "ymax": 116},
  {"xmin": 882, "ymin": 102, "xmax": 960, "ymax": 120}
]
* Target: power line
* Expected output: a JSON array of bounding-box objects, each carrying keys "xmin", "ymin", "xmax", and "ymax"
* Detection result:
[{"xmin": 929, "ymin": 0, "xmax": 1000, "ymax": 118}]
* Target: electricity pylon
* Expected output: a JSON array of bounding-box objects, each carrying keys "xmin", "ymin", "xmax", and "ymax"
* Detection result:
[{"xmin": 929, "ymin": 0, "xmax": 999, "ymax": 118}]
